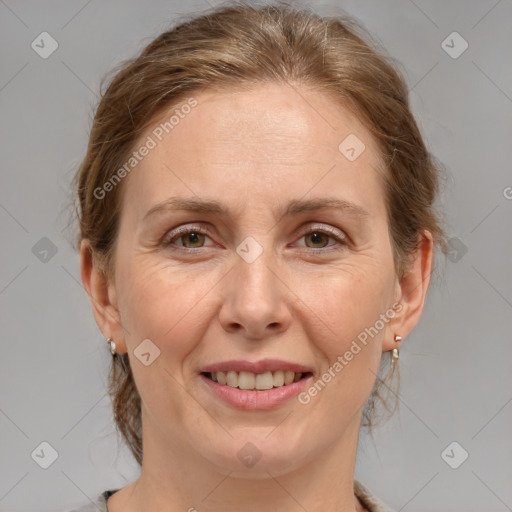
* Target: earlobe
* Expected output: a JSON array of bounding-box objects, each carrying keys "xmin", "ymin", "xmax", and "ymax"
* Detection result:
[
  {"xmin": 383, "ymin": 231, "xmax": 434, "ymax": 352},
  {"xmin": 79, "ymin": 239, "xmax": 127, "ymax": 353}
]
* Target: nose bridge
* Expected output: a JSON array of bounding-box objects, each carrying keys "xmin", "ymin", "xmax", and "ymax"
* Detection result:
[
  {"xmin": 234, "ymin": 233, "xmax": 279, "ymax": 303},
  {"xmin": 219, "ymin": 232, "xmax": 291, "ymax": 337}
]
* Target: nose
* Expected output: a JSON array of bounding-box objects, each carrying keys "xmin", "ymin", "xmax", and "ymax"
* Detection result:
[{"xmin": 218, "ymin": 249, "xmax": 292, "ymax": 340}]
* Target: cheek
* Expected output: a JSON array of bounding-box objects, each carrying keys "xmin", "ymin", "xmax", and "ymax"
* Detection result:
[
  {"xmin": 116, "ymin": 259, "xmax": 220, "ymax": 418},
  {"xmin": 302, "ymin": 263, "xmax": 394, "ymax": 349},
  {"xmin": 296, "ymin": 260, "xmax": 395, "ymax": 401},
  {"xmin": 294, "ymin": 271, "xmax": 390, "ymax": 430},
  {"xmin": 117, "ymin": 254, "xmax": 224, "ymax": 354}
]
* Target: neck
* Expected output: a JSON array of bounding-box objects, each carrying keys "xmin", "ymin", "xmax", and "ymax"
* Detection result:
[{"xmin": 115, "ymin": 409, "xmax": 365, "ymax": 512}]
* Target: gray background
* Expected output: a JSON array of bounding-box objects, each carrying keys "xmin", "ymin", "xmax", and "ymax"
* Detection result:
[{"xmin": 1, "ymin": 0, "xmax": 511, "ymax": 511}]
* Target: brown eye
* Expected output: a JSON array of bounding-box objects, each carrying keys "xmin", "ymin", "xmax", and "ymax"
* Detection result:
[
  {"xmin": 178, "ymin": 232, "xmax": 206, "ymax": 248},
  {"xmin": 304, "ymin": 231, "xmax": 331, "ymax": 248},
  {"xmin": 294, "ymin": 225, "xmax": 348, "ymax": 253},
  {"xmin": 163, "ymin": 226, "xmax": 215, "ymax": 251}
]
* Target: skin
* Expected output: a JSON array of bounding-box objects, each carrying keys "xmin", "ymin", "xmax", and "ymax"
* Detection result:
[{"xmin": 81, "ymin": 82, "xmax": 433, "ymax": 512}]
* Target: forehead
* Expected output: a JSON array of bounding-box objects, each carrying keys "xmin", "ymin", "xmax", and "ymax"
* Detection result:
[{"xmin": 121, "ymin": 82, "xmax": 386, "ymax": 221}]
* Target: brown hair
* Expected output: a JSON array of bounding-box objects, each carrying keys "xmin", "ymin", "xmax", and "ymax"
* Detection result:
[{"xmin": 74, "ymin": 1, "xmax": 446, "ymax": 466}]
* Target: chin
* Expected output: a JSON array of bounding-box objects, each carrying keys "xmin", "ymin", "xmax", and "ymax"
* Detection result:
[{"xmin": 202, "ymin": 434, "xmax": 314, "ymax": 479}]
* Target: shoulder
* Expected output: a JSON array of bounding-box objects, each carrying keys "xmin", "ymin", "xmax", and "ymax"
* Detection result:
[
  {"xmin": 63, "ymin": 489, "xmax": 119, "ymax": 512},
  {"xmin": 354, "ymin": 480, "xmax": 396, "ymax": 512}
]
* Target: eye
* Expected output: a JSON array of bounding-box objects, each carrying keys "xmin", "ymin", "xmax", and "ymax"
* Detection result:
[
  {"xmin": 162, "ymin": 224, "xmax": 348, "ymax": 253},
  {"xmin": 163, "ymin": 225, "xmax": 215, "ymax": 250},
  {"xmin": 295, "ymin": 225, "xmax": 348, "ymax": 250}
]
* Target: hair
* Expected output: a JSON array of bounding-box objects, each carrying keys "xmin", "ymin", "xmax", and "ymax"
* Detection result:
[{"xmin": 73, "ymin": 1, "xmax": 447, "ymax": 466}]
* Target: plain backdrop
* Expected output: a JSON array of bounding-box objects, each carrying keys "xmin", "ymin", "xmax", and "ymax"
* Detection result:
[{"xmin": 1, "ymin": 1, "xmax": 511, "ymax": 511}]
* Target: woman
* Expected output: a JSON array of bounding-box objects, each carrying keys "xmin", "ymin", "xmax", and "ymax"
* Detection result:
[{"xmin": 72, "ymin": 3, "xmax": 446, "ymax": 511}]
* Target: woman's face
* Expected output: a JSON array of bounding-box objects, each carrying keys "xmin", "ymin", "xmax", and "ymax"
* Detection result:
[{"xmin": 86, "ymin": 83, "xmax": 428, "ymax": 476}]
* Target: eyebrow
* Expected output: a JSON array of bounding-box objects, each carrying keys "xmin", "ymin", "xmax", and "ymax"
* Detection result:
[{"xmin": 142, "ymin": 196, "xmax": 369, "ymax": 222}]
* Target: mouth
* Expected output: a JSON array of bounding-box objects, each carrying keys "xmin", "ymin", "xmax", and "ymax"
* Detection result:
[
  {"xmin": 198, "ymin": 359, "xmax": 315, "ymax": 409},
  {"xmin": 201, "ymin": 370, "xmax": 314, "ymax": 391}
]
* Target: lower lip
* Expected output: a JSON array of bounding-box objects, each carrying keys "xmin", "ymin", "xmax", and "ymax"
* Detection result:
[{"xmin": 199, "ymin": 374, "xmax": 312, "ymax": 410}]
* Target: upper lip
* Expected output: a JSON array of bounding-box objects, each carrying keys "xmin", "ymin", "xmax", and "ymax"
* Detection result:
[{"xmin": 200, "ymin": 358, "xmax": 313, "ymax": 374}]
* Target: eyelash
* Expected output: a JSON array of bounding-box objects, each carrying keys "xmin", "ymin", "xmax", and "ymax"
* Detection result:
[{"xmin": 162, "ymin": 224, "xmax": 348, "ymax": 253}]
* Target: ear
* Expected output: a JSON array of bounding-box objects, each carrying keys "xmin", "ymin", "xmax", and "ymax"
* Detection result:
[
  {"xmin": 80, "ymin": 239, "xmax": 127, "ymax": 354},
  {"xmin": 383, "ymin": 230, "xmax": 434, "ymax": 352}
]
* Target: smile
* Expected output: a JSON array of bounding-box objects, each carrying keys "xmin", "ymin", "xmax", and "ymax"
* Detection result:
[{"xmin": 202, "ymin": 370, "xmax": 313, "ymax": 390}]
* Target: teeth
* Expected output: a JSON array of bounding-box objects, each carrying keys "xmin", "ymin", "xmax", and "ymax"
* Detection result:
[
  {"xmin": 209, "ymin": 370, "xmax": 305, "ymax": 390},
  {"xmin": 238, "ymin": 371, "xmax": 255, "ymax": 390},
  {"xmin": 255, "ymin": 371, "xmax": 274, "ymax": 390},
  {"xmin": 226, "ymin": 371, "xmax": 238, "ymax": 388},
  {"xmin": 273, "ymin": 370, "xmax": 284, "ymax": 387},
  {"xmin": 284, "ymin": 370, "xmax": 295, "ymax": 385}
]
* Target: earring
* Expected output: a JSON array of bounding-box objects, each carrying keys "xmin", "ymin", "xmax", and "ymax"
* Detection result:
[
  {"xmin": 106, "ymin": 337, "xmax": 129, "ymax": 373},
  {"xmin": 391, "ymin": 334, "xmax": 401, "ymax": 365},
  {"xmin": 106, "ymin": 337, "xmax": 117, "ymax": 355}
]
